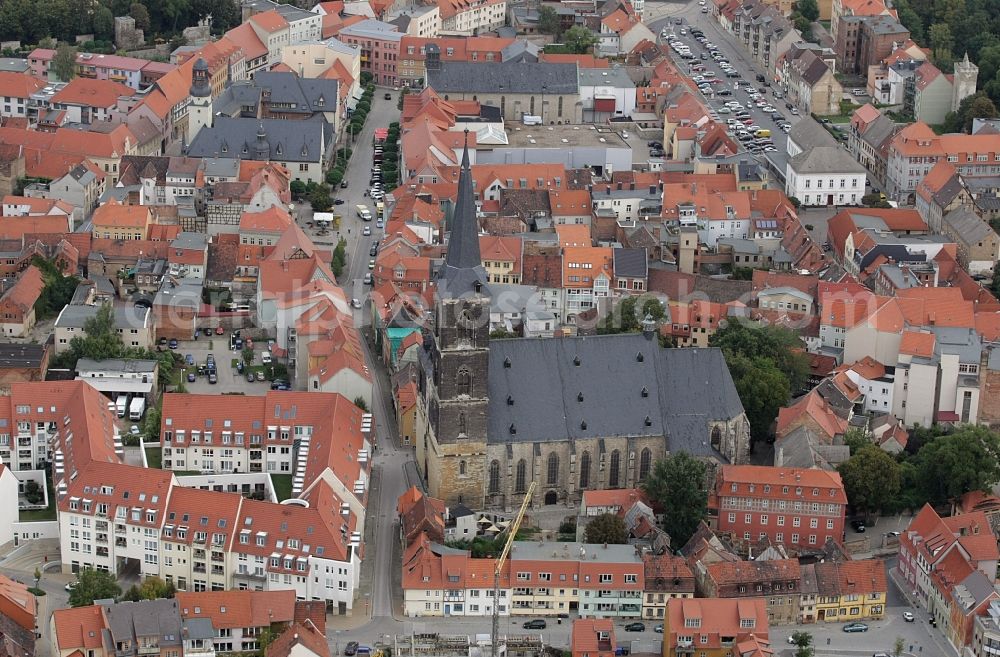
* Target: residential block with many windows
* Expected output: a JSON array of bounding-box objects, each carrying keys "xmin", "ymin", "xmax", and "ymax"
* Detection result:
[{"xmin": 709, "ymin": 465, "xmax": 847, "ymax": 552}]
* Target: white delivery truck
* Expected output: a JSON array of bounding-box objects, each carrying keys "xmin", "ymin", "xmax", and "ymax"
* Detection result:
[
  {"xmin": 116, "ymin": 394, "xmax": 129, "ymax": 418},
  {"xmin": 356, "ymin": 204, "xmax": 372, "ymax": 221},
  {"xmin": 129, "ymin": 397, "xmax": 146, "ymax": 421}
]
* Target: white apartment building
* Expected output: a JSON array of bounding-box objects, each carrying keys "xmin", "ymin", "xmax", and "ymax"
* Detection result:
[{"xmin": 785, "ymin": 146, "xmax": 868, "ymax": 207}]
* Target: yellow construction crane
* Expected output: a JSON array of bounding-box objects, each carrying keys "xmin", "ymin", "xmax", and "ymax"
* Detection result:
[{"xmin": 492, "ymin": 481, "xmax": 535, "ymax": 657}]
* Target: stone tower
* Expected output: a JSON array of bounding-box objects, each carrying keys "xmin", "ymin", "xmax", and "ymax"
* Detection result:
[
  {"xmin": 187, "ymin": 58, "xmax": 213, "ymax": 144},
  {"xmin": 427, "ymin": 130, "xmax": 491, "ymax": 507},
  {"xmin": 953, "ymin": 52, "xmax": 979, "ymax": 112}
]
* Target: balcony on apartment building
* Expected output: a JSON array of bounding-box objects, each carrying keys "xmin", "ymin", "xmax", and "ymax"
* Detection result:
[
  {"xmin": 116, "ymin": 537, "xmax": 127, "ymax": 548},
  {"xmin": 194, "ymin": 563, "xmax": 207, "ymax": 574}
]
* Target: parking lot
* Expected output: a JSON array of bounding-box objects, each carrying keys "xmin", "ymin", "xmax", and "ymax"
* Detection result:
[
  {"xmin": 164, "ymin": 337, "xmax": 276, "ymax": 396},
  {"xmin": 652, "ymin": 8, "xmax": 806, "ymax": 178}
]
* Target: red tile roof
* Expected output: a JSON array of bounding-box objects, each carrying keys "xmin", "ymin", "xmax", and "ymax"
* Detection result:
[
  {"xmin": 52, "ymin": 605, "xmax": 105, "ymax": 651},
  {"xmin": 0, "ymin": 72, "xmax": 46, "ymax": 99},
  {"xmin": 51, "ymin": 78, "xmax": 134, "ymax": 108},
  {"xmin": 0, "ymin": 264, "xmax": 44, "ymax": 313},
  {"xmin": 176, "ymin": 590, "xmax": 296, "ymax": 628},
  {"xmin": 268, "ymin": 621, "xmax": 330, "ymax": 657}
]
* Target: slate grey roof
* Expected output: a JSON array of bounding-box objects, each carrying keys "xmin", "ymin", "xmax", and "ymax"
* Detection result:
[
  {"xmin": 789, "ymin": 119, "xmax": 837, "ymax": 151},
  {"xmin": 427, "ymin": 60, "xmax": 579, "ymax": 95},
  {"xmin": 102, "ymin": 598, "xmax": 182, "ymax": 648},
  {"xmin": 437, "ymin": 138, "xmax": 489, "ymax": 297},
  {"xmin": 0, "ymin": 343, "xmax": 46, "ymax": 369},
  {"xmin": 579, "ymin": 67, "xmax": 635, "ymax": 88},
  {"xmin": 501, "ymin": 40, "xmax": 541, "ymax": 63},
  {"xmin": 56, "ymin": 304, "xmax": 149, "ymax": 330},
  {"xmin": 171, "ymin": 232, "xmax": 208, "ymax": 250},
  {"xmin": 788, "ymin": 146, "xmax": 867, "ymax": 175},
  {"xmin": 77, "ymin": 358, "xmax": 158, "ymax": 373},
  {"xmin": 613, "ymin": 247, "xmax": 648, "ymax": 278},
  {"xmin": 486, "ymin": 333, "xmax": 745, "ymax": 460},
  {"xmin": 186, "ymin": 117, "xmax": 332, "ymax": 163},
  {"xmin": 943, "ymin": 207, "xmax": 993, "ymax": 243},
  {"xmin": 201, "ymin": 157, "xmax": 240, "ymax": 178},
  {"xmin": 215, "ymin": 72, "xmax": 338, "ymax": 119},
  {"xmin": 859, "ymin": 114, "xmax": 900, "ymax": 152}
]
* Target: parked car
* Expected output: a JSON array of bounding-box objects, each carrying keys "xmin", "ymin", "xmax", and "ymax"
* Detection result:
[
  {"xmin": 185, "ymin": 354, "xmax": 194, "ymax": 365},
  {"xmin": 842, "ymin": 622, "xmax": 868, "ymax": 633},
  {"xmin": 216, "ymin": 326, "xmax": 225, "ymax": 335},
  {"xmin": 129, "ymin": 425, "xmax": 141, "ymax": 436},
  {"xmin": 344, "ymin": 642, "xmax": 359, "ymax": 656},
  {"xmin": 208, "ymin": 373, "xmax": 218, "ymax": 384},
  {"xmin": 903, "ymin": 612, "xmax": 915, "ymax": 622},
  {"xmin": 187, "ymin": 372, "xmax": 196, "ymax": 382},
  {"xmin": 370, "ymin": 243, "xmax": 379, "ymax": 256},
  {"xmin": 384, "ymin": 92, "xmax": 392, "ymax": 100},
  {"xmin": 523, "ymin": 620, "xmax": 546, "ymax": 630},
  {"xmin": 247, "ymin": 372, "xmax": 255, "ymax": 382},
  {"xmin": 256, "ymin": 370, "xmax": 265, "ymax": 381},
  {"xmin": 654, "ymin": 625, "xmax": 663, "ymax": 634},
  {"xmin": 624, "ymin": 623, "xmax": 645, "ymax": 632},
  {"xmin": 168, "ymin": 338, "xmax": 179, "ymax": 349},
  {"xmin": 851, "ymin": 519, "xmax": 866, "ymax": 533}
]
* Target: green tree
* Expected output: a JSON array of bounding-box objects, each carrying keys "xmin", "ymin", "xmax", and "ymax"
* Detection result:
[
  {"xmin": 68, "ymin": 568, "xmax": 121, "ymax": 606},
  {"xmin": 943, "ymin": 91, "xmax": 999, "ymax": 133},
  {"xmin": 32, "ymin": 256, "xmax": 80, "ymax": 319},
  {"xmin": 710, "ymin": 321, "xmax": 810, "ymax": 391},
  {"xmin": 842, "ymin": 428, "xmax": 871, "ymax": 455},
  {"xmin": 51, "ymin": 42, "xmax": 77, "ymax": 82},
  {"xmin": 562, "ymin": 25, "xmax": 597, "ymax": 54},
  {"xmin": 597, "ymin": 295, "xmax": 666, "ymax": 334},
  {"xmin": 792, "ymin": 13, "xmax": 813, "ymax": 41},
  {"xmin": 308, "ymin": 182, "xmax": 333, "ymax": 212},
  {"xmin": 929, "ymin": 22, "xmax": 955, "ymax": 64},
  {"xmin": 894, "ymin": 0, "xmax": 924, "ymax": 41},
  {"xmin": 724, "ymin": 351, "xmax": 789, "ymax": 441},
  {"xmin": 143, "ymin": 403, "xmax": 161, "ymax": 441},
  {"xmin": 353, "ymin": 396, "xmax": 369, "ymax": 412},
  {"xmin": 163, "ymin": 0, "xmax": 191, "ymax": 31},
  {"xmin": 538, "ymin": 5, "xmax": 560, "ymax": 35},
  {"xmin": 914, "ymin": 425, "xmax": 1000, "ymax": 505},
  {"xmin": 241, "ymin": 347, "xmax": 254, "ymax": 367},
  {"xmin": 129, "ymin": 2, "xmax": 151, "ymax": 31},
  {"xmin": 838, "ymin": 445, "xmax": 901, "ymax": 521},
  {"xmin": 93, "ymin": 5, "xmax": 115, "ymax": 40},
  {"xmin": 583, "ymin": 513, "xmax": 628, "ymax": 544},
  {"xmin": 138, "ymin": 576, "xmax": 175, "ymax": 599},
  {"xmin": 290, "ymin": 179, "xmax": 306, "ymax": 199},
  {"xmin": 790, "ymin": 631, "xmax": 814, "ymax": 657},
  {"xmin": 641, "ymin": 451, "xmax": 707, "ymax": 547},
  {"xmin": 797, "ymin": 0, "xmax": 819, "ymax": 21},
  {"xmin": 893, "ymin": 637, "xmax": 905, "ymax": 657},
  {"xmin": 331, "ymin": 238, "xmax": 346, "ymax": 278}
]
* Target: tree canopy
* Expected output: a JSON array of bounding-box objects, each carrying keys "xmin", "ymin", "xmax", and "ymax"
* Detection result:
[
  {"xmin": 942, "ymin": 92, "xmax": 999, "ymax": 133},
  {"xmin": 838, "ymin": 445, "xmax": 901, "ymax": 521},
  {"xmin": 709, "ymin": 321, "xmax": 809, "ymax": 440},
  {"xmin": 0, "ymin": 0, "xmax": 240, "ymax": 45},
  {"xmin": 583, "ymin": 513, "xmax": 628, "ymax": 544},
  {"xmin": 69, "ymin": 568, "xmax": 121, "ymax": 607},
  {"xmin": 912, "ymin": 425, "xmax": 1000, "ymax": 505},
  {"xmin": 641, "ymin": 451, "xmax": 708, "ymax": 547},
  {"xmin": 32, "ymin": 256, "xmax": 79, "ymax": 320},
  {"xmin": 51, "ymin": 303, "xmax": 178, "ymax": 375}
]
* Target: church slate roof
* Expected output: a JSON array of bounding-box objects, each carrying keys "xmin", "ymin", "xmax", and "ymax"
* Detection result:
[
  {"xmin": 426, "ymin": 60, "xmax": 579, "ymax": 95},
  {"xmin": 486, "ymin": 333, "xmax": 745, "ymax": 460}
]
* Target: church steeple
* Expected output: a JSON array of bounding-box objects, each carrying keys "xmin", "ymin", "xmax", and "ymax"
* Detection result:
[{"xmin": 436, "ymin": 129, "xmax": 489, "ymax": 298}]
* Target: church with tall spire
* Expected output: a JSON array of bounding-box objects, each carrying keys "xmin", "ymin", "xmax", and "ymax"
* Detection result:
[{"xmin": 420, "ymin": 131, "xmax": 493, "ymax": 505}]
